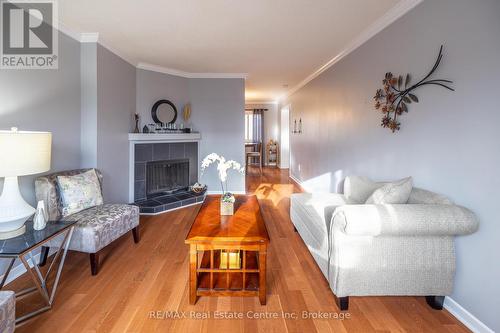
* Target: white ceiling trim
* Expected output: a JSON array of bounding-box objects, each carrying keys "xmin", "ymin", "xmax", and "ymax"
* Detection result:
[
  {"xmin": 58, "ymin": 24, "xmax": 137, "ymax": 66},
  {"xmin": 137, "ymin": 62, "xmax": 248, "ymax": 79},
  {"xmin": 245, "ymin": 101, "xmax": 278, "ymax": 105},
  {"xmin": 57, "ymin": 25, "xmax": 245, "ymax": 76},
  {"xmin": 80, "ymin": 32, "xmax": 99, "ymax": 43},
  {"xmin": 58, "ymin": 23, "xmax": 99, "ymax": 43},
  {"xmin": 57, "ymin": 22, "xmax": 82, "ymax": 42},
  {"xmin": 278, "ymin": 0, "xmax": 423, "ymax": 102},
  {"xmin": 98, "ymin": 41, "xmax": 137, "ymax": 67}
]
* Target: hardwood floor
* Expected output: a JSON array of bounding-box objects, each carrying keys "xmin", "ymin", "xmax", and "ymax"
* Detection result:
[{"xmin": 10, "ymin": 167, "xmax": 470, "ymax": 332}]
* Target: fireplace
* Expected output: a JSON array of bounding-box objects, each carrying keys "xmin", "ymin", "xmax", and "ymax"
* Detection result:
[
  {"xmin": 131, "ymin": 140, "xmax": 205, "ymax": 215},
  {"xmin": 146, "ymin": 159, "xmax": 189, "ymax": 197}
]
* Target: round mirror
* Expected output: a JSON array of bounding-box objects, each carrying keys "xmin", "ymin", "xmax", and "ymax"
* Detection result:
[{"xmin": 151, "ymin": 100, "xmax": 177, "ymax": 124}]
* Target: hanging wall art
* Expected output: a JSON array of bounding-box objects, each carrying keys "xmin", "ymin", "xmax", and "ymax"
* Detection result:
[{"xmin": 374, "ymin": 45, "xmax": 454, "ymax": 132}]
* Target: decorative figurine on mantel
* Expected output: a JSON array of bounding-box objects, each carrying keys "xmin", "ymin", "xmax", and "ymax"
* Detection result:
[
  {"xmin": 142, "ymin": 125, "xmax": 149, "ymax": 133},
  {"xmin": 133, "ymin": 113, "xmax": 140, "ymax": 133},
  {"xmin": 183, "ymin": 103, "xmax": 192, "ymax": 133}
]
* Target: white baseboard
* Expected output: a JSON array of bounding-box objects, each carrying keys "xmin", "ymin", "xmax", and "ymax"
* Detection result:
[
  {"xmin": 289, "ymin": 173, "xmax": 300, "ymax": 184},
  {"xmin": 289, "ymin": 174, "xmax": 306, "ymax": 192},
  {"xmin": 444, "ymin": 297, "xmax": 494, "ymax": 333}
]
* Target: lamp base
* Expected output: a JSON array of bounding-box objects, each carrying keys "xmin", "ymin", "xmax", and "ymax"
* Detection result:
[
  {"xmin": 0, "ymin": 176, "xmax": 35, "ymax": 233},
  {"xmin": 0, "ymin": 224, "xmax": 26, "ymax": 240}
]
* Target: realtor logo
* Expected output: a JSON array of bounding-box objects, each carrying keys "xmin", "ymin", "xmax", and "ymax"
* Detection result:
[{"xmin": 1, "ymin": 0, "xmax": 58, "ymax": 69}]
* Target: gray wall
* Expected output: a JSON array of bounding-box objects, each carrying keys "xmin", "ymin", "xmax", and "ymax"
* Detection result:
[
  {"xmin": 136, "ymin": 69, "xmax": 189, "ymax": 129},
  {"xmin": 0, "ymin": 32, "xmax": 81, "ymax": 205},
  {"xmin": 190, "ymin": 78, "xmax": 246, "ymax": 193},
  {"xmin": 80, "ymin": 43, "xmax": 98, "ymax": 168},
  {"xmin": 96, "ymin": 45, "xmax": 137, "ymax": 203},
  {"xmin": 0, "ymin": 32, "xmax": 81, "ymax": 277},
  {"xmin": 136, "ymin": 70, "xmax": 246, "ymax": 193},
  {"xmin": 281, "ymin": 0, "xmax": 500, "ymax": 330}
]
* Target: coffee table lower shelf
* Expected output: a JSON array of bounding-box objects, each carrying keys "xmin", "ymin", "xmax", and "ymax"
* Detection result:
[{"xmin": 188, "ymin": 244, "xmax": 267, "ymax": 305}]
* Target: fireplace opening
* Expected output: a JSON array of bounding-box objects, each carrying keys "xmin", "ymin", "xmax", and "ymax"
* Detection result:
[{"xmin": 146, "ymin": 159, "xmax": 189, "ymax": 197}]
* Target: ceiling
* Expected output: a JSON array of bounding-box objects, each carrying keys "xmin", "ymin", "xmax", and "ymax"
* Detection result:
[{"xmin": 60, "ymin": 0, "xmax": 411, "ymax": 103}]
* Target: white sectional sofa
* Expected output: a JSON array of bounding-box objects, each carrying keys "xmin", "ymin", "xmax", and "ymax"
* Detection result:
[{"xmin": 290, "ymin": 176, "xmax": 479, "ymax": 311}]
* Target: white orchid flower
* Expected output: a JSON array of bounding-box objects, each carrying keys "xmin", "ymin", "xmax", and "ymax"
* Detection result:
[{"xmin": 200, "ymin": 153, "xmax": 245, "ymax": 194}]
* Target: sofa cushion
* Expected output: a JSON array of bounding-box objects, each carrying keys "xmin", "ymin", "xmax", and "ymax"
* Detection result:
[
  {"xmin": 57, "ymin": 169, "xmax": 104, "ymax": 217},
  {"xmin": 343, "ymin": 176, "xmax": 385, "ymax": 203},
  {"xmin": 365, "ymin": 177, "xmax": 413, "ymax": 204},
  {"xmin": 408, "ymin": 187, "xmax": 453, "ymax": 205},
  {"xmin": 55, "ymin": 204, "xmax": 139, "ymax": 253}
]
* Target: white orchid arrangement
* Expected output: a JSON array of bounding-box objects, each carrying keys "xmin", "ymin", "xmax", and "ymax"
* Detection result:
[{"xmin": 201, "ymin": 153, "xmax": 245, "ymax": 202}]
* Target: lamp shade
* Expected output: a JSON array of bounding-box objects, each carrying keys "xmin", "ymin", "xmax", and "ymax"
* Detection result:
[{"xmin": 0, "ymin": 128, "xmax": 52, "ymax": 177}]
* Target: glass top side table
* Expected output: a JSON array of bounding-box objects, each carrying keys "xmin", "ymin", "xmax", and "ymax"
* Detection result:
[{"xmin": 0, "ymin": 220, "xmax": 76, "ymax": 324}]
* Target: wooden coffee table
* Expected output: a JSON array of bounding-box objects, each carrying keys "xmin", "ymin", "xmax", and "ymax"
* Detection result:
[{"xmin": 185, "ymin": 195, "xmax": 270, "ymax": 305}]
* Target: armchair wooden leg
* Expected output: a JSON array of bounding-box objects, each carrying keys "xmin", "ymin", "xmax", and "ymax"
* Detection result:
[
  {"xmin": 425, "ymin": 296, "xmax": 445, "ymax": 310},
  {"xmin": 39, "ymin": 246, "xmax": 50, "ymax": 267},
  {"xmin": 132, "ymin": 226, "xmax": 140, "ymax": 243},
  {"xmin": 335, "ymin": 296, "xmax": 349, "ymax": 311},
  {"xmin": 90, "ymin": 253, "xmax": 100, "ymax": 276}
]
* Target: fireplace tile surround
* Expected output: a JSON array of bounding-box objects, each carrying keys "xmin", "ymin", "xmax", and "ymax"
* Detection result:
[
  {"xmin": 134, "ymin": 142, "xmax": 198, "ymax": 201},
  {"xmin": 129, "ymin": 133, "xmax": 203, "ymax": 215}
]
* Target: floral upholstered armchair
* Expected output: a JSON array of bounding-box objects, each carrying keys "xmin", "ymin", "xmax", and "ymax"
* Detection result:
[
  {"xmin": 0, "ymin": 291, "xmax": 15, "ymax": 333},
  {"xmin": 35, "ymin": 169, "xmax": 140, "ymax": 275}
]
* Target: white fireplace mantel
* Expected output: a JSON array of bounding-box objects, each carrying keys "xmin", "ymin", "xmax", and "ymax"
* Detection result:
[
  {"xmin": 128, "ymin": 132, "xmax": 201, "ymax": 203},
  {"xmin": 128, "ymin": 132, "xmax": 201, "ymax": 142}
]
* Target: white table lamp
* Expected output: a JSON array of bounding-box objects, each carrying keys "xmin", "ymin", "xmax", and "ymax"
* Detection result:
[{"xmin": 0, "ymin": 127, "xmax": 52, "ymax": 238}]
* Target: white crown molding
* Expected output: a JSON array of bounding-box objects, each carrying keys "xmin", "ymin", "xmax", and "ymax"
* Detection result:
[
  {"xmin": 278, "ymin": 0, "xmax": 424, "ymax": 101},
  {"xmin": 98, "ymin": 41, "xmax": 137, "ymax": 67},
  {"xmin": 137, "ymin": 62, "xmax": 248, "ymax": 79},
  {"xmin": 137, "ymin": 62, "xmax": 191, "ymax": 77},
  {"xmin": 57, "ymin": 24, "xmax": 245, "ymax": 76},
  {"xmin": 57, "ymin": 22, "xmax": 82, "ymax": 42},
  {"xmin": 56, "ymin": 23, "xmax": 99, "ymax": 43},
  {"xmin": 245, "ymin": 100, "xmax": 279, "ymax": 105},
  {"xmin": 80, "ymin": 32, "xmax": 99, "ymax": 43}
]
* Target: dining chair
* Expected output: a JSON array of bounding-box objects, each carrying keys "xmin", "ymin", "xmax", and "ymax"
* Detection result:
[{"xmin": 245, "ymin": 142, "xmax": 262, "ymax": 173}]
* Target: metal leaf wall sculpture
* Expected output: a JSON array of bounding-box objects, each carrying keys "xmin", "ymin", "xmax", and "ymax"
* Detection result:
[{"xmin": 374, "ymin": 45, "xmax": 454, "ymax": 132}]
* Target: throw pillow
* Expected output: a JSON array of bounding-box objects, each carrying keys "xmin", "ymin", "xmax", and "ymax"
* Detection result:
[
  {"xmin": 343, "ymin": 176, "xmax": 385, "ymax": 203},
  {"xmin": 365, "ymin": 177, "xmax": 413, "ymax": 204},
  {"xmin": 57, "ymin": 169, "xmax": 103, "ymax": 217},
  {"xmin": 407, "ymin": 187, "xmax": 453, "ymax": 205}
]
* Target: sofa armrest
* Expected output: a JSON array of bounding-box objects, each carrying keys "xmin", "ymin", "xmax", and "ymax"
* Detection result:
[{"xmin": 332, "ymin": 204, "xmax": 479, "ymax": 237}]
